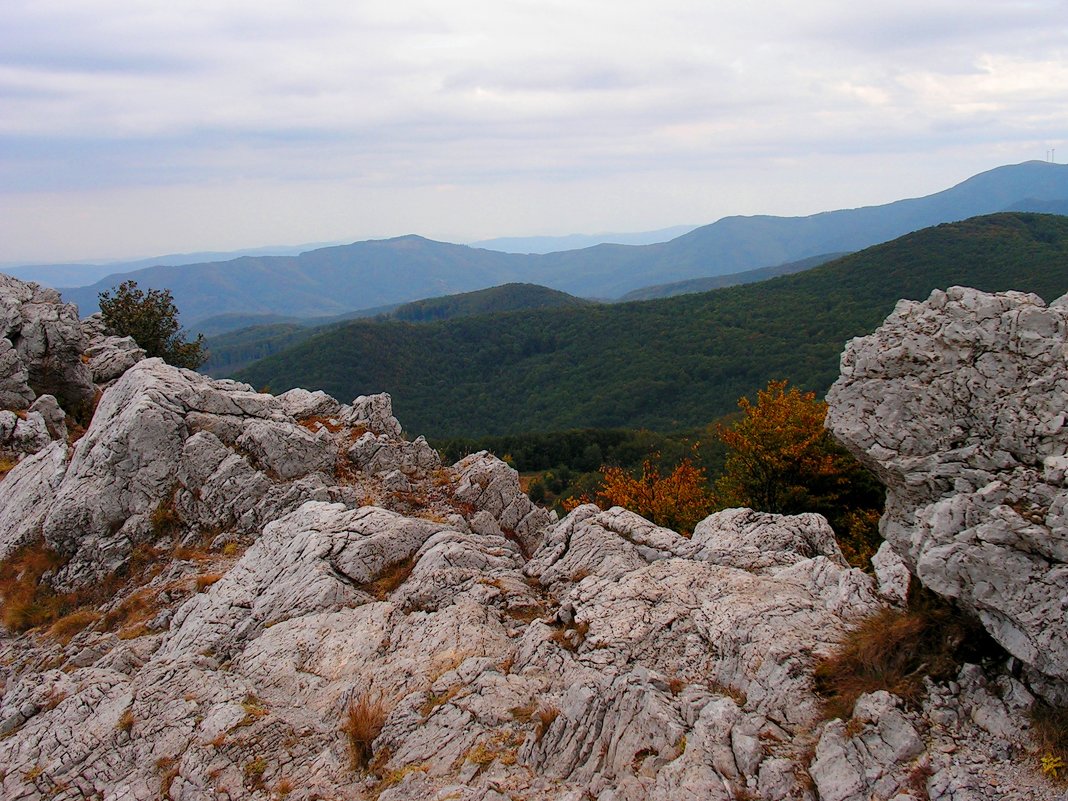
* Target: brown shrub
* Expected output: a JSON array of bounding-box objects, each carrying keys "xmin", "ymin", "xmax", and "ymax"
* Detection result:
[
  {"xmin": 342, "ymin": 693, "xmax": 389, "ymax": 771},
  {"xmin": 814, "ymin": 583, "xmax": 1000, "ymax": 720}
]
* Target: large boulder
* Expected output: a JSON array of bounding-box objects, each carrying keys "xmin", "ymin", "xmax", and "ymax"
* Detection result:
[
  {"xmin": 827, "ymin": 286, "xmax": 1068, "ymax": 693},
  {"xmin": 0, "ymin": 273, "xmax": 95, "ymax": 415}
]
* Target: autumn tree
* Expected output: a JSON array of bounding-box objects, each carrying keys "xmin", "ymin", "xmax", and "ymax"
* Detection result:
[
  {"xmin": 99, "ymin": 280, "xmax": 205, "ymax": 369},
  {"xmin": 713, "ymin": 380, "xmax": 884, "ymax": 567},
  {"xmin": 567, "ymin": 449, "xmax": 713, "ymax": 535}
]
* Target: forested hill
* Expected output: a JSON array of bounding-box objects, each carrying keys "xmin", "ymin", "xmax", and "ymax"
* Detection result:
[
  {"xmin": 202, "ymin": 283, "xmax": 590, "ymax": 376},
  {"xmin": 389, "ymin": 283, "xmax": 590, "ymax": 321},
  {"xmin": 238, "ymin": 213, "xmax": 1068, "ymax": 438}
]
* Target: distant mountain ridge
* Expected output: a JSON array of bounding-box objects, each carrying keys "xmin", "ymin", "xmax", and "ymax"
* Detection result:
[
  {"xmin": 4, "ymin": 241, "xmax": 344, "ymax": 289},
  {"xmin": 53, "ymin": 161, "xmax": 1068, "ymax": 329},
  {"xmin": 236, "ymin": 213, "xmax": 1068, "ymax": 438},
  {"xmin": 470, "ymin": 225, "xmax": 698, "ymax": 253}
]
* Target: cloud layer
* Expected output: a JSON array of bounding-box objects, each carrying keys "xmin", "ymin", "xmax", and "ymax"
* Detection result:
[{"xmin": 2, "ymin": 0, "xmax": 1066, "ymax": 261}]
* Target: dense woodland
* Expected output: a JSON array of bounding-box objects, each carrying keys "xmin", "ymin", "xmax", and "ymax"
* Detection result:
[{"xmin": 238, "ymin": 213, "xmax": 1068, "ymax": 439}]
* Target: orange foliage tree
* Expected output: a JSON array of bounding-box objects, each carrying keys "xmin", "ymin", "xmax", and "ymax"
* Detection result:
[
  {"xmin": 713, "ymin": 379, "xmax": 884, "ymax": 567},
  {"xmin": 567, "ymin": 450, "xmax": 713, "ymax": 535}
]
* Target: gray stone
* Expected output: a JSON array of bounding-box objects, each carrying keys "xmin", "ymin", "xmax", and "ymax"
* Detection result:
[{"xmin": 828, "ymin": 286, "xmax": 1068, "ymax": 690}]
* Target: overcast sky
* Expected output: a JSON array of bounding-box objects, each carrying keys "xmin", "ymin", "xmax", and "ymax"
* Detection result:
[{"xmin": 2, "ymin": 0, "xmax": 1066, "ymax": 263}]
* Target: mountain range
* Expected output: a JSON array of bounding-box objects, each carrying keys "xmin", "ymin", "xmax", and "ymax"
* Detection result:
[
  {"xmin": 235, "ymin": 212, "xmax": 1068, "ymax": 438},
  {"xmin": 54, "ymin": 161, "xmax": 1068, "ymax": 330}
]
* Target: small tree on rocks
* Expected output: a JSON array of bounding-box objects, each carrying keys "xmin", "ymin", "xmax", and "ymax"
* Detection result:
[{"xmin": 98, "ymin": 280, "xmax": 205, "ymax": 369}]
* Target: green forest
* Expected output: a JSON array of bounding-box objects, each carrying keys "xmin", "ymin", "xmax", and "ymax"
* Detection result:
[{"xmin": 238, "ymin": 213, "xmax": 1068, "ymax": 439}]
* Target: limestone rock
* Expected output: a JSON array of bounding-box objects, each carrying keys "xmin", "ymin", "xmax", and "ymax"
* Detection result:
[
  {"xmin": 1, "ymin": 278, "xmax": 1063, "ymax": 801},
  {"xmin": 827, "ymin": 286, "xmax": 1068, "ymax": 690},
  {"xmin": 451, "ymin": 451, "xmax": 553, "ymax": 556},
  {"xmin": 810, "ymin": 691, "xmax": 925, "ymax": 801},
  {"xmin": 88, "ymin": 333, "xmax": 145, "ymax": 384},
  {"xmin": 0, "ymin": 273, "xmax": 94, "ymax": 414}
]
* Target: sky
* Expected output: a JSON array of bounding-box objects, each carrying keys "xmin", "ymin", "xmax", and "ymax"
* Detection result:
[{"xmin": 2, "ymin": 0, "xmax": 1067, "ymax": 264}]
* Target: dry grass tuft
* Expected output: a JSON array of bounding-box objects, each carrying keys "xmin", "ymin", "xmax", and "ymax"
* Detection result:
[
  {"xmin": 116, "ymin": 708, "xmax": 135, "ymax": 734},
  {"xmin": 47, "ymin": 608, "xmax": 102, "ymax": 643},
  {"xmin": 550, "ymin": 619, "xmax": 590, "ymax": 652},
  {"xmin": 707, "ymin": 680, "xmax": 747, "ymax": 707},
  {"xmin": 360, "ymin": 556, "xmax": 416, "ymax": 600},
  {"xmin": 0, "ymin": 538, "xmax": 73, "ymax": 632},
  {"xmin": 157, "ymin": 756, "xmax": 180, "ymax": 796},
  {"xmin": 149, "ymin": 496, "xmax": 183, "ymax": 539},
  {"xmin": 239, "ymin": 693, "xmax": 269, "ymax": 725},
  {"xmin": 243, "ymin": 756, "xmax": 267, "ymax": 788},
  {"xmin": 534, "ymin": 705, "xmax": 560, "ymax": 743},
  {"xmin": 195, "ymin": 572, "xmax": 224, "ymax": 592},
  {"xmin": 510, "ymin": 702, "xmax": 536, "ymax": 723},
  {"xmin": 1032, "ymin": 702, "xmax": 1068, "ymax": 783},
  {"xmin": 0, "ymin": 455, "xmax": 19, "ymax": 482},
  {"xmin": 814, "ymin": 582, "xmax": 1001, "ymax": 720},
  {"xmin": 342, "ymin": 692, "xmax": 389, "ymax": 771},
  {"xmin": 298, "ymin": 415, "xmax": 342, "ymax": 433},
  {"xmin": 419, "ymin": 684, "xmax": 461, "ymax": 718},
  {"xmin": 102, "ymin": 589, "xmax": 158, "ymax": 636}
]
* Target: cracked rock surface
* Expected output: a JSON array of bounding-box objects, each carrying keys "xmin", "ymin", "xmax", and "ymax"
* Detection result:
[
  {"xmin": 827, "ymin": 286, "xmax": 1068, "ymax": 697},
  {"xmin": 0, "ymin": 276, "xmax": 1064, "ymax": 800}
]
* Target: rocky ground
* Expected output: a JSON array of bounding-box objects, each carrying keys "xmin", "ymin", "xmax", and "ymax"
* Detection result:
[{"xmin": 0, "ymin": 275, "xmax": 1064, "ymax": 800}]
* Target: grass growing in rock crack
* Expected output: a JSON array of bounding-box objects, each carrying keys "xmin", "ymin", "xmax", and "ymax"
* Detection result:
[
  {"xmin": 814, "ymin": 581, "xmax": 1002, "ymax": 720},
  {"xmin": 533, "ymin": 705, "xmax": 560, "ymax": 743},
  {"xmin": 0, "ymin": 539, "xmax": 72, "ymax": 632},
  {"xmin": 342, "ymin": 692, "xmax": 389, "ymax": 771},
  {"xmin": 359, "ymin": 556, "xmax": 416, "ymax": 600}
]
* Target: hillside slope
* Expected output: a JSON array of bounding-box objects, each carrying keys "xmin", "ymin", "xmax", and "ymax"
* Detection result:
[
  {"xmin": 202, "ymin": 283, "xmax": 589, "ymax": 377},
  {"xmin": 59, "ymin": 162, "xmax": 1068, "ymax": 326},
  {"xmin": 239, "ymin": 213, "xmax": 1068, "ymax": 438},
  {"xmin": 618, "ymin": 252, "xmax": 845, "ymax": 301}
]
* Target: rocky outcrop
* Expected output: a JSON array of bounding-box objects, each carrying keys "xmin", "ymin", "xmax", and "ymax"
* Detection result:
[
  {"xmin": 0, "ymin": 276, "xmax": 1063, "ymax": 800},
  {"xmin": 0, "ymin": 274, "xmax": 95, "ymax": 415},
  {"xmin": 81, "ymin": 313, "xmax": 147, "ymax": 385},
  {"xmin": 827, "ymin": 286, "xmax": 1068, "ymax": 697}
]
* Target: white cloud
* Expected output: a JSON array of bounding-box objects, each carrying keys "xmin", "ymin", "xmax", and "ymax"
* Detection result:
[{"xmin": 1, "ymin": 0, "xmax": 1066, "ymax": 261}]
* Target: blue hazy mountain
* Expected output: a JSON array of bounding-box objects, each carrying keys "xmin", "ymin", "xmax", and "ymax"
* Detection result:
[{"xmin": 54, "ymin": 161, "xmax": 1068, "ymax": 329}]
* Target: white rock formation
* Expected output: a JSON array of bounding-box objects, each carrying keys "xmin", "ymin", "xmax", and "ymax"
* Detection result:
[
  {"xmin": 827, "ymin": 286, "xmax": 1068, "ymax": 698},
  {"xmin": 0, "ymin": 275, "xmax": 1063, "ymax": 801},
  {"xmin": 0, "ymin": 274, "xmax": 95, "ymax": 415}
]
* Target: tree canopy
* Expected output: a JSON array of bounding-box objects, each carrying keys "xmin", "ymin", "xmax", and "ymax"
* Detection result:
[{"xmin": 99, "ymin": 280, "xmax": 206, "ymax": 369}]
